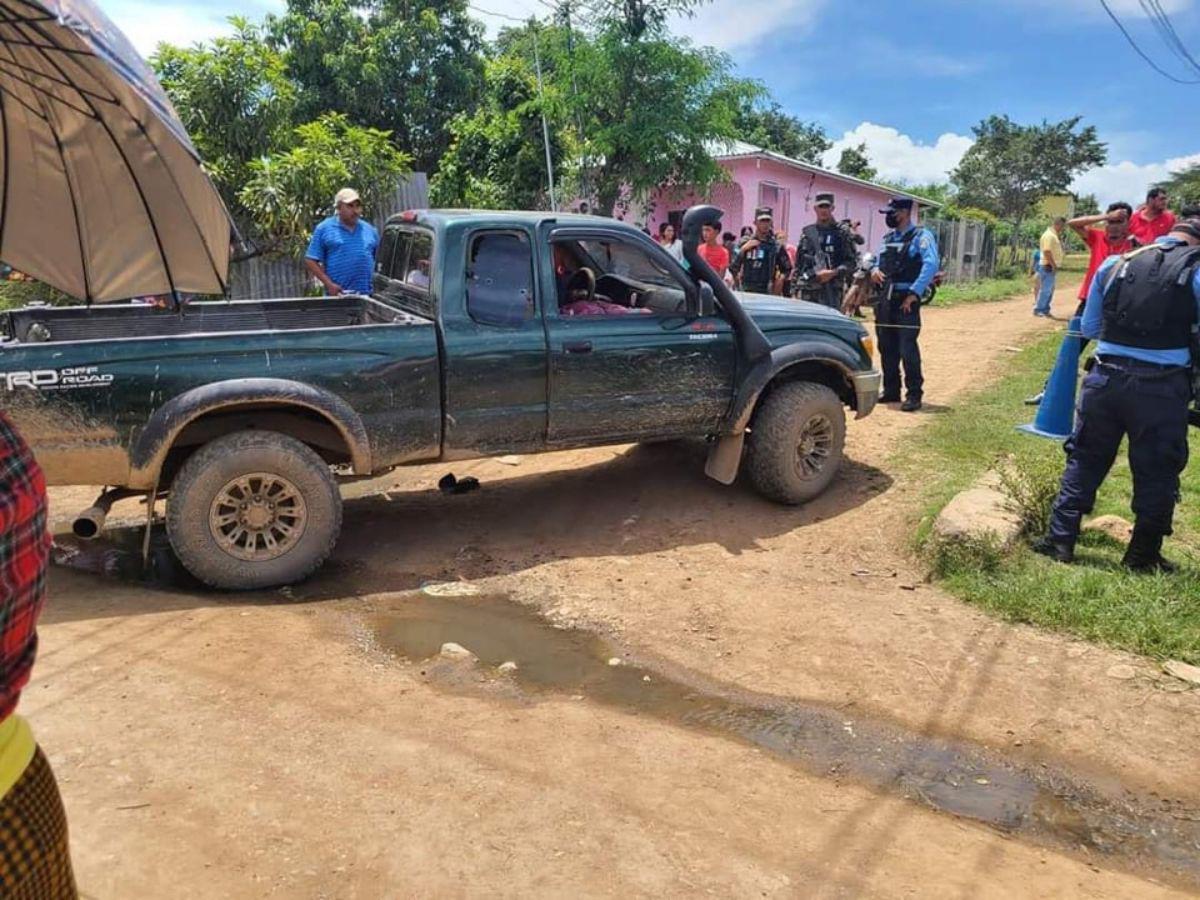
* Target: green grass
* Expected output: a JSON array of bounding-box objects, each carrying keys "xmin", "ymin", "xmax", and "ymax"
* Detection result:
[
  {"xmin": 933, "ymin": 269, "xmax": 1083, "ymax": 308},
  {"xmin": 907, "ymin": 330, "xmax": 1200, "ymax": 664}
]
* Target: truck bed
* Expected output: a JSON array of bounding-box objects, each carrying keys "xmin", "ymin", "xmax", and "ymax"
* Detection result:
[{"xmin": 2, "ymin": 295, "xmax": 416, "ymax": 345}]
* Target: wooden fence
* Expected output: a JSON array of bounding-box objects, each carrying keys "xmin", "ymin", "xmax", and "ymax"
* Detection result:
[{"xmin": 228, "ymin": 173, "xmax": 430, "ymax": 301}]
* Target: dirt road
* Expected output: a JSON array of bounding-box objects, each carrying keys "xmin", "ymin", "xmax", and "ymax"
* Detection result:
[{"xmin": 36, "ymin": 288, "xmax": 1200, "ymax": 897}]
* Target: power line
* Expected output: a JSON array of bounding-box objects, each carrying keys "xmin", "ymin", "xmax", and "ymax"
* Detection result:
[
  {"xmin": 466, "ymin": 3, "xmax": 533, "ymax": 22},
  {"xmin": 1098, "ymin": 0, "xmax": 1200, "ymax": 84},
  {"xmin": 1139, "ymin": 0, "xmax": 1200, "ymax": 77}
]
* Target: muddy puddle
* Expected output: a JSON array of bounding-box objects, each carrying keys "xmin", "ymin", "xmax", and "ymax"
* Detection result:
[{"xmin": 368, "ymin": 592, "xmax": 1200, "ymax": 888}]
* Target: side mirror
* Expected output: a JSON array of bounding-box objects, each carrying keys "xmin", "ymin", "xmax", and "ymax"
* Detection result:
[{"xmin": 691, "ymin": 281, "xmax": 716, "ymax": 318}]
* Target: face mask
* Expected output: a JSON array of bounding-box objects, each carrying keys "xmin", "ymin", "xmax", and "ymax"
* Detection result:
[{"xmin": 885, "ymin": 211, "xmax": 901, "ymax": 229}]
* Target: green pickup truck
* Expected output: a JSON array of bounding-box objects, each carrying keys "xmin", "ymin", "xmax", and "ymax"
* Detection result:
[{"xmin": 0, "ymin": 205, "xmax": 880, "ymax": 589}]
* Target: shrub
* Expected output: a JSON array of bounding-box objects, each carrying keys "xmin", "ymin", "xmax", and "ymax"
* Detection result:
[{"xmin": 997, "ymin": 452, "xmax": 1063, "ymax": 537}]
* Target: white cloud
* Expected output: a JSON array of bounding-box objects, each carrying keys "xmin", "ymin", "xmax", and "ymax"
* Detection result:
[
  {"xmin": 669, "ymin": 0, "xmax": 825, "ymax": 52},
  {"xmin": 1072, "ymin": 152, "xmax": 1200, "ymax": 207},
  {"xmin": 822, "ymin": 122, "xmax": 974, "ymax": 185}
]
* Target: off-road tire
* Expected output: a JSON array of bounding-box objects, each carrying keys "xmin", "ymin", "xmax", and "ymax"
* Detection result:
[
  {"xmin": 166, "ymin": 430, "xmax": 342, "ymax": 590},
  {"xmin": 744, "ymin": 381, "xmax": 846, "ymax": 505}
]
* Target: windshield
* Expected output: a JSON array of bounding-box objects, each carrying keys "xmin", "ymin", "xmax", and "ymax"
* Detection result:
[{"xmin": 576, "ymin": 239, "xmax": 682, "ymax": 289}]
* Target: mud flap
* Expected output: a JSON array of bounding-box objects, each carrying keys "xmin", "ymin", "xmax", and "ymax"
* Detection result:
[{"xmin": 704, "ymin": 432, "xmax": 745, "ymax": 485}]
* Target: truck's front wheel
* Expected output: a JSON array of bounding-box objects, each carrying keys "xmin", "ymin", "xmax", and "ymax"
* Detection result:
[
  {"xmin": 167, "ymin": 430, "xmax": 342, "ymax": 590},
  {"xmin": 744, "ymin": 381, "xmax": 846, "ymax": 505}
]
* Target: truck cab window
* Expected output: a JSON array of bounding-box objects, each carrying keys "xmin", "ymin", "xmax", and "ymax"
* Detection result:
[
  {"xmin": 467, "ymin": 232, "xmax": 534, "ymax": 327},
  {"xmin": 377, "ymin": 225, "xmax": 432, "ymax": 296},
  {"xmin": 555, "ymin": 238, "xmax": 688, "ymax": 316}
]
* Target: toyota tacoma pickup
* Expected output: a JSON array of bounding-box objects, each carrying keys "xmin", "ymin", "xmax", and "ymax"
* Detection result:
[{"xmin": 0, "ymin": 205, "xmax": 880, "ymax": 589}]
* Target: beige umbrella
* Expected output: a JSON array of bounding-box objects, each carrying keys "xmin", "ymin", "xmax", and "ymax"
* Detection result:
[{"xmin": 0, "ymin": 0, "xmax": 230, "ymax": 302}]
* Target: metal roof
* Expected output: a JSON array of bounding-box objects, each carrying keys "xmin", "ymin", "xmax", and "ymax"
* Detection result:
[{"xmin": 710, "ymin": 139, "xmax": 942, "ymax": 208}]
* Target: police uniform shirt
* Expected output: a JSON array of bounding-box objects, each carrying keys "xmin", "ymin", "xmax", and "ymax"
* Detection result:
[
  {"xmin": 875, "ymin": 225, "xmax": 940, "ymax": 296},
  {"xmin": 1082, "ymin": 235, "xmax": 1200, "ymax": 366}
]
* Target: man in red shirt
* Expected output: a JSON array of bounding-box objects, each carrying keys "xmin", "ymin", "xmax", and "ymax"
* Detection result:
[
  {"xmin": 1069, "ymin": 201, "xmax": 1137, "ymax": 316},
  {"xmin": 1129, "ymin": 187, "xmax": 1176, "ymax": 244},
  {"xmin": 697, "ymin": 220, "xmax": 730, "ymax": 278}
]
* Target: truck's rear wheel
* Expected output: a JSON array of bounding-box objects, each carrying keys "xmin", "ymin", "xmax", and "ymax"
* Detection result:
[
  {"xmin": 744, "ymin": 381, "xmax": 846, "ymax": 505},
  {"xmin": 167, "ymin": 430, "xmax": 342, "ymax": 590}
]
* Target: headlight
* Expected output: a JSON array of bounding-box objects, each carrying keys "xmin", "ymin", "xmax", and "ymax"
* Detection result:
[{"xmin": 859, "ymin": 333, "xmax": 875, "ymax": 359}]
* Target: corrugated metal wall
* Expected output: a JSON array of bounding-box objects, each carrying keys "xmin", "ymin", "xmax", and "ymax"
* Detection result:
[{"xmin": 228, "ymin": 173, "xmax": 430, "ymax": 300}]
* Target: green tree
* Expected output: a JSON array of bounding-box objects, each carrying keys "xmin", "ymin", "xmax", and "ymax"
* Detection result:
[
  {"xmin": 1160, "ymin": 164, "xmax": 1200, "ymax": 209},
  {"xmin": 152, "ymin": 19, "xmax": 296, "ymax": 223},
  {"xmin": 266, "ymin": 0, "xmax": 484, "ymax": 174},
  {"xmin": 239, "ymin": 113, "xmax": 412, "ymax": 252},
  {"xmin": 1074, "ymin": 193, "xmax": 1100, "ymax": 216},
  {"xmin": 733, "ymin": 101, "xmax": 829, "ymax": 163},
  {"xmin": 836, "ymin": 143, "xmax": 876, "ymax": 181},
  {"xmin": 431, "ymin": 55, "xmax": 571, "ymax": 209},
  {"xmin": 563, "ymin": 4, "xmax": 759, "ymax": 215},
  {"xmin": 951, "ymin": 115, "xmax": 1106, "ymax": 246}
]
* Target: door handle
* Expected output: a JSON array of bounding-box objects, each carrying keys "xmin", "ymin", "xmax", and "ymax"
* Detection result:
[{"xmin": 563, "ymin": 341, "xmax": 593, "ymax": 354}]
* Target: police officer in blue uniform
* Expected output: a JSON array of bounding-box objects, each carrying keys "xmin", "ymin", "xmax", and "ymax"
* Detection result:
[
  {"xmin": 1035, "ymin": 217, "xmax": 1200, "ymax": 572},
  {"xmin": 871, "ymin": 198, "xmax": 940, "ymax": 412}
]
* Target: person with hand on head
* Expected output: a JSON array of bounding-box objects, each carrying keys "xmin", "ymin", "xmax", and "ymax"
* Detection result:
[
  {"xmin": 1034, "ymin": 217, "xmax": 1200, "ymax": 572},
  {"xmin": 304, "ymin": 187, "xmax": 380, "ymax": 297},
  {"xmin": 1069, "ymin": 202, "xmax": 1138, "ymax": 318},
  {"xmin": 1130, "ymin": 187, "xmax": 1176, "ymax": 245},
  {"xmin": 870, "ymin": 198, "xmax": 940, "ymax": 412}
]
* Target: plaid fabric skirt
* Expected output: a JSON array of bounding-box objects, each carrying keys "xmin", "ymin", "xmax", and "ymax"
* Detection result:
[{"xmin": 0, "ymin": 748, "xmax": 76, "ymax": 899}]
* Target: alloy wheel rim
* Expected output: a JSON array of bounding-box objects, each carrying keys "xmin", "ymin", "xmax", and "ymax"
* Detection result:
[
  {"xmin": 794, "ymin": 414, "xmax": 834, "ymax": 480},
  {"xmin": 209, "ymin": 473, "xmax": 307, "ymax": 562}
]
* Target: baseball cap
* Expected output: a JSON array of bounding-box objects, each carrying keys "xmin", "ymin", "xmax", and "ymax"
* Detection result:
[
  {"xmin": 879, "ymin": 197, "xmax": 914, "ymax": 213},
  {"xmin": 754, "ymin": 206, "xmax": 773, "ymax": 221},
  {"xmin": 334, "ymin": 187, "xmax": 362, "ymax": 208},
  {"xmin": 814, "ymin": 192, "xmax": 835, "ymax": 208}
]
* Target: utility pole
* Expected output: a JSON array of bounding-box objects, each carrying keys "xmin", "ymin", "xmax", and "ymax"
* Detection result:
[{"xmin": 531, "ymin": 20, "xmax": 557, "ymax": 212}]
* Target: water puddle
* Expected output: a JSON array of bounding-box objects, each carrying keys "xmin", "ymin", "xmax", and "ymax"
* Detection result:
[{"xmin": 369, "ymin": 592, "xmax": 1200, "ymax": 888}]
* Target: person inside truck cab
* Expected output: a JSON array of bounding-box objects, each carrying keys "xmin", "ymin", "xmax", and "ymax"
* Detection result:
[
  {"xmin": 406, "ymin": 258, "xmax": 430, "ymax": 288},
  {"xmin": 553, "ymin": 241, "xmax": 649, "ymax": 317},
  {"xmin": 304, "ymin": 187, "xmax": 379, "ymax": 297}
]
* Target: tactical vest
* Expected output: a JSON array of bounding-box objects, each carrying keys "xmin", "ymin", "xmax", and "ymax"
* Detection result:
[
  {"xmin": 878, "ymin": 228, "xmax": 925, "ymax": 285},
  {"xmin": 802, "ymin": 224, "xmax": 849, "ymax": 269},
  {"xmin": 740, "ymin": 239, "xmax": 782, "ymax": 291},
  {"xmin": 1101, "ymin": 243, "xmax": 1200, "ymax": 350}
]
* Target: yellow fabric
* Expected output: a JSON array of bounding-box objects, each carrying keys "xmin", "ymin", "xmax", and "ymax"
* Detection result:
[
  {"xmin": 0, "ymin": 717, "xmax": 35, "ymax": 803},
  {"xmin": 1039, "ymin": 228, "xmax": 1065, "ymax": 268}
]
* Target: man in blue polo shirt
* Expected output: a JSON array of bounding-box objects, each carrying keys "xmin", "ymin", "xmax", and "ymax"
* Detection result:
[{"xmin": 304, "ymin": 187, "xmax": 379, "ymax": 296}]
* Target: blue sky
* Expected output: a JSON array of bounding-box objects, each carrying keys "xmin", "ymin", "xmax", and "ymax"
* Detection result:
[{"xmin": 103, "ymin": 0, "xmax": 1200, "ymax": 206}]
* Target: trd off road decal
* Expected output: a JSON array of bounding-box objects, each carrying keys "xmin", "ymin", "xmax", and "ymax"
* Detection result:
[{"xmin": 0, "ymin": 366, "xmax": 114, "ymax": 391}]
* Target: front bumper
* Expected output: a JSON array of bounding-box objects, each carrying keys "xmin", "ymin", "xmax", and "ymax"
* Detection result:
[{"xmin": 853, "ymin": 369, "xmax": 882, "ymax": 419}]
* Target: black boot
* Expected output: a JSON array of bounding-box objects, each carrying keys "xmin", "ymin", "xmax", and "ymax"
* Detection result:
[
  {"xmin": 1122, "ymin": 529, "xmax": 1178, "ymax": 574},
  {"xmin": 1032, "ymin": 535, "xmax": 1075, "ymax": 564}
]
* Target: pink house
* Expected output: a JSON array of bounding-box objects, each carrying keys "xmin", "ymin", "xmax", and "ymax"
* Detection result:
[{"xmin": 638, "ymin": 139, "xmax": 938, "ymax": 250}]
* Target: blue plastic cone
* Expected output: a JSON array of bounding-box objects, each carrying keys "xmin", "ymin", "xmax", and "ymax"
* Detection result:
[{"xmin": 1018, "ymin": 316, "xmax": 1083, "ymax": 440}]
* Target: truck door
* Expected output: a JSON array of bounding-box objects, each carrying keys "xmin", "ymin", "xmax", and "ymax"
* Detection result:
[
  {"xmin": 441, "ymin": 227, "xmax": 549, "ymax": 455},
  {"xmin": 542, "ymin": 230, "xmax": 736, "ymax": 444}
]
